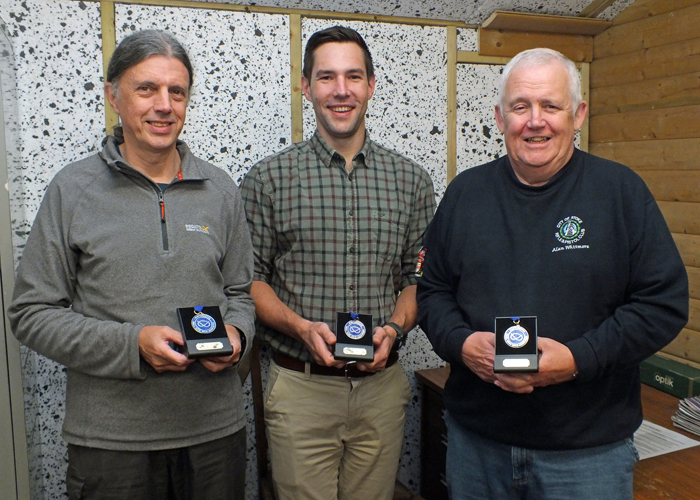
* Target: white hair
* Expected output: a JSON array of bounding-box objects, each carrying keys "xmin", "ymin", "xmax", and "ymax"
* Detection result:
[{"xmin": 498, "ymin": 48, "xmax": 582, "ymax": 118}]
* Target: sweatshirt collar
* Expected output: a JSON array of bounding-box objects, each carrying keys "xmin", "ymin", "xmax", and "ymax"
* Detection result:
[
  {"xmin": 99, "ymin": 135, "xmax": 209, "ymax": 181},
  {"xmin": 504, "ymin": 148, "xmax": 582, "ymax": 194}
]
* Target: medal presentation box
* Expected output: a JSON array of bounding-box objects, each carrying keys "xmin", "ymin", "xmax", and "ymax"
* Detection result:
[
  {"xmin": 176, "ymin": 306, "xmax": 233, "ymax": 358},
  {"xmin": 494, "ymin": 316, "xmax": 538, "ymax": 373},
  {"xmin": 335, "ymin": 312, "xmax": 374, "ymax": 362}
]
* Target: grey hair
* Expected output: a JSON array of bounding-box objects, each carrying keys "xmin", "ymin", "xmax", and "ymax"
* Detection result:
[
  {"xmin": 498, "ymin": 48, "xmax": 581, "ymax": 118},
  {"xmin": 107, "ymin": 30, "xmax": 194, "ymax": 99}
]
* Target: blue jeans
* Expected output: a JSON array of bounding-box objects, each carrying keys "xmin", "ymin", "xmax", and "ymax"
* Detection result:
[{"xmin": 445, "ymin": 412, "xmax": 638, "ymax": 500}]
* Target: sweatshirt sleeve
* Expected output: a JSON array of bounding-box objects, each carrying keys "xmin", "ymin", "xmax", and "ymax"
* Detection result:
[
  {"xmin": 220, "ymin": 183, "xmax": 256, "ymax": 359},
  {"xmin": 417, "ymin": 184, "xmax": 473, "ymax": 366},
  {"xmin": 566, "ymin": 189, "xmax": 689, "ymax": 383},
  {"xmin": 8, "ymin": 177, "xmax": 144, "ymax": 380}
]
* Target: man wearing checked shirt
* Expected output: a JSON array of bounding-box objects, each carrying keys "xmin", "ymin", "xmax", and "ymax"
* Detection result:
[{"xmin": 241, "ymin": 26, "xmax": 436, "ymax": 500}]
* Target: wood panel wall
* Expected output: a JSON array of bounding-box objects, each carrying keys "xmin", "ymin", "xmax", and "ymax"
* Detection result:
[{"xmin": 590, "ymin": 0, "xmax": 700, "ymax": 363}]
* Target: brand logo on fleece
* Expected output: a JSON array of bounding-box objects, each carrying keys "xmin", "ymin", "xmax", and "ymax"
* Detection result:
[
  {"xmin": 552, "ymin": 216, "xmax": 589, "ymax": 253},
  {"xmin": 185, "ymin": 224, "xmax": 210, "ymax": 234}
]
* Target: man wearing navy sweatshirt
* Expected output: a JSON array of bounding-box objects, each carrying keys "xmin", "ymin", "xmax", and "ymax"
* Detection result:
[{"xmin": 417, "ymin": 48, "xmax": 688, "ymax": 500}]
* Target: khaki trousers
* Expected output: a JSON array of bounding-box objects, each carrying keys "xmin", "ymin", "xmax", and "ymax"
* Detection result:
[{"xmin": 265, "ymin": 360, "xmax": 411, "ymax": 500}]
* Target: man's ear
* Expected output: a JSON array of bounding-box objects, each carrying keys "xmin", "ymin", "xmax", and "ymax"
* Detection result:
[
  {"xmin": 495, "ymin": 105, "xmax": 505, "ymax": 133},
  {"xmin": 368, "ymin": 74, "xmax": 376, "ymax": 100},
  {"xmin": 105, "ymin": 82, "xmax": 120, "ymax": 115},
  {"xmin": 574, "ymin": 101, "xmax": 588, "ymax": 131},
  {"xmin": 301, "ymin": 76, "xmax": 312, "ymax": 102}
]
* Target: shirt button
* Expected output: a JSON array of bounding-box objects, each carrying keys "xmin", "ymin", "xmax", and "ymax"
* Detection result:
[
  {"xmin": 349, "ymin": 247, "xmax": 355, "ymax": 253},
  {"xmin": 349, "ymin": 210, "xmax": 354, "ymax": 217},
  {"xmin": 349, "ymin": 285, "xmax": 355, "ymax": 291}
]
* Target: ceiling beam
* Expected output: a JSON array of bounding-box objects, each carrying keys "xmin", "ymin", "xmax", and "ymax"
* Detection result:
[{"xmin": 579, "ymin": 0, "xmax": 619, "ymax": 18}]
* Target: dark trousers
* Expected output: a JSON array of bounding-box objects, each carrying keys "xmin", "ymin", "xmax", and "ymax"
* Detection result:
[{"xmin": 66, "ymin": 428, "xmax": 245, "ymax": 500}]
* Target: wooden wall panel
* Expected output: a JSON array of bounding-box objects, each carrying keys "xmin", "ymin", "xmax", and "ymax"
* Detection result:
[
  {"xmin": 658, "ymin": 202, "xmax": 700, "ymax": 236},
  {"xmin": 637, "ymin": 171, "xmax": 700, "ymax": 203},
  {"xmin": 590, "ymin": 72, "xmax": 700, "ymax": 116},
  {"xmin": 589, "ymin": 139, "xmax": 700, "ymax": 171},
  {"xmin": 663, "ymin": 328, "xmax": 700, "ymax": 364},
  {"xmin": 612, "ymin": 0, "xmax": 700, "ymax": 26},
  {"xmin": 589, "ymin": 104, "xmax": 700, "ymax": 143},
  {"xmin": 594, "ymin": 3, "xmax": 700, "ymax": 58},
  {"xmin": 687, "ymin": 298, "xmax": 700, "ymax": 332},
  {"xmin": 673, "ymin": 233, "xmax": 700, "ymax": 268},
  {"xmin": 688, "ymin": 265, "xmax": 700, "ymax": 300},
  {"xmin": 591, "ymin": 38, "xmax": 700, "ymax": 88}
]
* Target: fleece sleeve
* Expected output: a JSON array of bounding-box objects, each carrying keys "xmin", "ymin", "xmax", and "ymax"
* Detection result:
[
  {"xmin": 220, "ymin": 182, "xmax": 257, "ymax": 359},
  {"xmin": 8, "ymin": 177, "xmax": 144, "ymax": 380}
]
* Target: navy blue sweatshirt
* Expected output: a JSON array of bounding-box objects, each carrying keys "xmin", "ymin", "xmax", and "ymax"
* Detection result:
[{"xmin": 417, "ymin": 149, "xmax": 688, "ymax": 449}]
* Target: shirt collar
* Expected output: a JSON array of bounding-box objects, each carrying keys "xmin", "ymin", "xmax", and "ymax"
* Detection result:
[{"xmin": 309, "ymin": 130, "xmax": 373, "ymax": 170}]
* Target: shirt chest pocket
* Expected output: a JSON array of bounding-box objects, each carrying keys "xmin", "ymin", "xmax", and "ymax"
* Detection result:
[{"xmin": 371, "ymin": 209, "xmax": 408, "ymax": 262}]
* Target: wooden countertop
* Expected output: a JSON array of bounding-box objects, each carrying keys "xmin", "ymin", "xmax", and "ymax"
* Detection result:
[{"xmin": 415, "ymin": 367, "xmax": 700, "ymax": 500}]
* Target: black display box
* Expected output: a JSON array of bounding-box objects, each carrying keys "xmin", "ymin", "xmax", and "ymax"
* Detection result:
[
  {"xmin": 176, "ymin": 305, "xmax": 233, "ymax": 359},
  {"xmin": 334, "ymin": 312, "xmax": 374, "ymax": 362}
]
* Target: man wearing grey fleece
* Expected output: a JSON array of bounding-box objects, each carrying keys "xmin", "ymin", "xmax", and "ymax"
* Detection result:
[{"xmin": 9, "ymin": 30, "xmax": 255, "ymax": 500}]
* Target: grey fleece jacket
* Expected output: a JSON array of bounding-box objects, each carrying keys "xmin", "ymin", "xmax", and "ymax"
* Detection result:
[{"xmin": 9, "ymin": 136, "xmax": 256, "ymax": 450}]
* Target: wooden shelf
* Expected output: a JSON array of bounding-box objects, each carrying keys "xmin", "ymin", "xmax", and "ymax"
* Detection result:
[{"xmin": 482, "ymin": 10, "xmax": 611, "ymax": 36}]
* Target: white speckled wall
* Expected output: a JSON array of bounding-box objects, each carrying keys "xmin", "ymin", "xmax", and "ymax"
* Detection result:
[
  {"xmin": 457, "ymin": 63, "xmax": 506, "ymax": 173},
  {"xmin": 300, "ymin": 18, "xmax": 448, "ymax": 491},
  {"xmin": 0, "ymin": 1, "xmax": 104, "ymax": 499}
]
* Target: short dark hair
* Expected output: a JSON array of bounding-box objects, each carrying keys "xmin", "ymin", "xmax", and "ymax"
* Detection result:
[
  {"xmin": 107, "ymin": 30, "xmax": 194, "ymax": 98},
  {"xmin": 303, "ymin": 26, "xmax": 374, "ymax": 81}
]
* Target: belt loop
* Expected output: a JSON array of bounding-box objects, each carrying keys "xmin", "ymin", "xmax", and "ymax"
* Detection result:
[{"xmin": 304, "ymin": 362, "xmax": 311, "ymax": 379}]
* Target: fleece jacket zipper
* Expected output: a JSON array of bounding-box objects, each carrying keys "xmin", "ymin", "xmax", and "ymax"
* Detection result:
[{"xmin": 158, "ymin": 189, "xmax": 169, "ymax": 251}]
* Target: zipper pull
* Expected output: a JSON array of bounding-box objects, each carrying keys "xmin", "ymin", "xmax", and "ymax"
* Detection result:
[{"xmin": 159, "ymin": 193, "xmax": 166, "ymax": 222}]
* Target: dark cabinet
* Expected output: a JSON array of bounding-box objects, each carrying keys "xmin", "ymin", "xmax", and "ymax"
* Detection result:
[{"xmin": 416, "ymin": 367, "xmax": 450, "ymax": 500}]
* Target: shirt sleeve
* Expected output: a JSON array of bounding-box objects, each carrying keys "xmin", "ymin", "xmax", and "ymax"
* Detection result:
[
  {"xmin": 8, "ymin": 178, "xmax": 144, "ymax": 380},
  {"xmin": 400, "ymin": 168, "xmax": 437, "ymax": 289},
  {"xmin": 240, "ymin": 164, "xmax": 277, "ymax": 284},
  {"xmin": 566, "ymin": 191, "xmax": 689, "ymax": 383}
]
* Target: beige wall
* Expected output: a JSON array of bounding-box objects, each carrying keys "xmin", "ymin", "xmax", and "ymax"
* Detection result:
[{"xmin": 590, "ymin": 0, "xmax": 700, "ymax": 363}]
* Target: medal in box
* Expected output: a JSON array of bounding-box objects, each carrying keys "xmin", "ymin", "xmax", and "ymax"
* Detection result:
[
  {"xmin": 334, "ymin": 312, "xmax": 374, "ymax": 362},
  {"xmin": 494, "ymin": 316, "xmax": 538, "ymax": 373},
  {"xmin": 176, "ymin": 305, "xmax": 233, "ymax": 358}
]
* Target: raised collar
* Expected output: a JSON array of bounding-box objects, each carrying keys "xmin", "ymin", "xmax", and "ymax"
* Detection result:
[{"xmin": 99, "ymin": 135, "xmax": 209, "ymax": 181}]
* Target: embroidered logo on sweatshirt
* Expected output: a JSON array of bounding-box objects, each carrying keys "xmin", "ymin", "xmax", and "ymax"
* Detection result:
[
  {"xmin": 185, "ymin": 224, "xmax": 210, "ymax": 234},
  {"xmin": 552, "ymin": 216, "xmax": 589, "ymax": 252}
]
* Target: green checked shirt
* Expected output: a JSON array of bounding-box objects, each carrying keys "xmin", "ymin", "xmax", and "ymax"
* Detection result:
[{"xmin": 241, "ymin": 131, "xmax": 436, "ymax": 362}]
